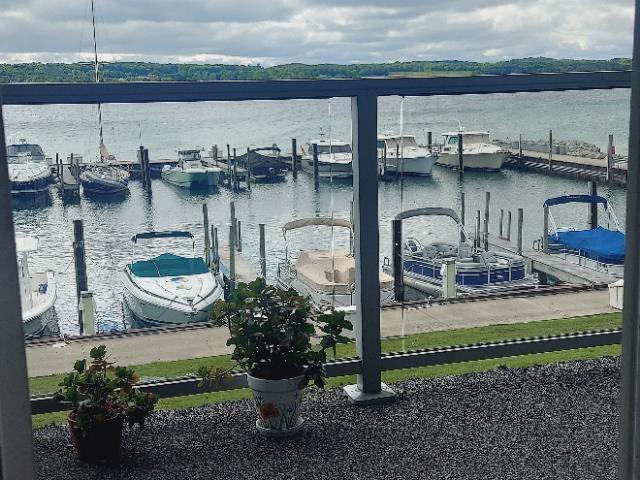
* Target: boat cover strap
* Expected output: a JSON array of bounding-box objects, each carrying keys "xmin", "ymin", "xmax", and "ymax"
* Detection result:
[
  {"xmin": 543, "ymin": 195, "xmax": 608, "ymax": 208},
  {"xmin": 129, "ymin": 253, "xmax": 209, "ymax": 277},
  {"xmin": 549, "ymin": 226, "xmax": 625, "ymax": 264}
]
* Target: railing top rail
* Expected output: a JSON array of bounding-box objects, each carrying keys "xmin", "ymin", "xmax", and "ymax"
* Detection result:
[{"xmin": 0, "ymin": 71, "xmax": 631, "ymax": 105}]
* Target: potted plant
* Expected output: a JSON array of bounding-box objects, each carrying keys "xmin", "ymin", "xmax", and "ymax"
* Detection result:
[
  {"xmin": 54, "ymin": 345, "xmax": 158, "ymax": 463},
  {"xmin": 201, "ymin": 277, "xmax": 352, "ymax": 437}
]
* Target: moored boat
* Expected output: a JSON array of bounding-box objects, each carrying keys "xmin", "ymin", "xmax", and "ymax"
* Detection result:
[
  {"xmin": 300, "ymin": 138, "xmax": 353, "ymax": 179},
  {"xmin": 16, "ymin": 236, "xmax": 57, "ymax": 337},
  {"xmin": 437, "ymin": 129, "xmax": 508, "ymax": 171},
  {"xmin": 377, "ymin": 134, "xmax": 438, "ymax": 176},
  {"xmin": 121, "ymin": 231, "xmax": 225, "ymax": 326},
  {"xmin": 161, "ymin": 149, "xmax": 222, "ymax": 188},
  {"xmin": 276, "ymin": 217, "xmax": 394, "ymax": 309},
  {"xmin": 7, "ymin": 140, "xmax": 53, "ymax": 195}
]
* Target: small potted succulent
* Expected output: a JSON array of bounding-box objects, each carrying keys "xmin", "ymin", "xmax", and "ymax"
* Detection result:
[
  {"xmin": 54, "ymin": 345, "xmax": 158, "ymax": 463},
  {"xmin": 201, "ymin": 277, "xmax": 352, "ymax": 436}
]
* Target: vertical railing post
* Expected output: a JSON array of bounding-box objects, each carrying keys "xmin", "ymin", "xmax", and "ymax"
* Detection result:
[
  {"xmin": 618, "ymin": 2, "xmax": 640, "ymax": 477},
  {"xmin": 0, "ymin": 102, "xmax": 36, "ymax": 480},
  {"xmin": 344, "ymin": 94, "xmax": 395, "ymax": 404}
]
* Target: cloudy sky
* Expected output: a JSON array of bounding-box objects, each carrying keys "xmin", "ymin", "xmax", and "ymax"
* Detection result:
[{"xmin": 0, "ymin": 0, "xmax": 634, "ymax": 65}]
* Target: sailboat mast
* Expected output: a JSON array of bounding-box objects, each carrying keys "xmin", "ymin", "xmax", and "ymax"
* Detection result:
[{"xmin": 91, "ymin": 0, "xmax": 104, "ymax": 161}]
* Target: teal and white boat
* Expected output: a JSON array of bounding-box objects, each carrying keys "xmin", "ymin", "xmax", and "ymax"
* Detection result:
[{"xmin": 161, "ymin": 149, "xmax": 222, "ymax": 188}]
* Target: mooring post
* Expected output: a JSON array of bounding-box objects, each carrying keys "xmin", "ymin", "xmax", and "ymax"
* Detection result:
[
  {"xmin": 484, "ymin": 191, "xmax": 491, "ymax": 236},
  {"xmin": 499, "ymin": 209, "xmax": 505, "ymax": 239},
  {"xmin": 395, "ymin": 144, "xmax": 400, "ymax": 182},
  {"xmin": 73, "ymin": 219, "xmax": 88, "ymax": 335},
  {"xmin": 607, "ymin": 134, "xmax": 614, "ymax": 183},
  {"xmin": 137, "ymin": 146, "xmax": 144, "ymax": 187},
  {"xmin": 212, "ymin": 226, "xmax": 219, "ymax": 273},
  {"xmin": 312, "ymin": 143, "xmax": 319, "ymax": 188},
  {"xmin": 237, "ymin": 220, "xmax": 242, "ymax": 252},
  {"xmin": 517, "ymin": 208, "xmax": 523, "ymax": 255},
  {"xmin": 203, "ymin": 203, "xmax": 210, "ymax": 266},
  {"xmin": 519, "ymin": 133, "xmax": 523, "ymax": 158},
  {"xmin": 226, "ymin": 144, "xmax": 232, "ymax": 188},
  {"xmin": 475, "ymin": 210, "xmax": 481, "ymax": 249},
  {"xmin": 392, "ymin": 218, "xmax": 403, "ymax": 302},
  {"xmin": 213, "ymin": 145, "xmax": 218, "ymax": 163},
  {"xmin": 291, "ymin": 138, "xmax": 298, "ymax": 179},
  {"xmin": 233, "ymin": 148, "xmax": 239, "ymax": 190},
  {"xmin": 79, "ymin": 291, "xmax": 96, "ymax": 336},
  {"xmin": 228, "ymin": 224, "xmax": 236, "ymax": 294},
  {"xmin": 427, "ymin": 131, "xmax": 433, "ymax": 152},
  {"xmin": 458, "ymin": 132, "xmax": 464, "ymax": 178},
  {"xmin": 442, "ymin": 259, "xmax": 457, "ymax": 299},
  {"xmin": 548, "ymin": 129, "xmax": 553, "ymax": 172},
  {"xmin": 506, "ymin": 210, "xmax": 512, "ymax": 242},
  {"xmin": 460, "ymin": 192, "xmax": 466, "ymax": 243},
  {"xmin": 589, "ymin": 181, "xmax": 599, "ymax": 229},
  {"xmin": 55, "ymin": 152, "xmax": 60, "ymax": 179},
  {"xmin": 246, "ymin": 147, "xmax": 251, "ymax": 191},
  {"xmin": 259, "ymin": 223, "xmax": 266, "ymax": 278},
  {"xmin": 143, "ymin": 147, "xmax": 151, "ymax": 192},
  {"xmin": 543, "ymin": 205, "xmax": 549, "ymax": 253},
  {"xmin": 382, "ymin": 142, "xmax": 388, "ymax": 178}
]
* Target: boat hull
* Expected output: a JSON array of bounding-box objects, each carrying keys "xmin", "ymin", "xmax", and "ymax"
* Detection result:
[
  {"xmin": 436, "ymin": 151, "xmax": 508, "ymax": 171},
  {"xmin": 81, "ymin": 168, "xmax": 129, "ymax": 195},
  {"xmin": 22, "ymin": 271, "xmax": 57, "ymax": 338},
  {"xmin": 379, "ymin": 155, "xmax": 438, "ymax": 176},
  {"xmin": 300, "ymin": 158, "xmax": 352, "ymax": 178},
  {"xmin": 161, "ymin": 169, "xmax": 221, "ymax": 188}
]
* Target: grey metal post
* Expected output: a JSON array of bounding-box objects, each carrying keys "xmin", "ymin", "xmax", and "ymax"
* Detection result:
[
  {"xmin": 427, "ymin": 131, "xmax": 432, "ymax": 152},
  {"xmin": 392, "ymin": 218, "xmax": 403, "ymax": 302},
  {"xmin": 458, "ymin": 132, "xmax": 464, "ymax": 178},
  {"xmin": 619, "ymin": 3, "xmax": 640, "ymax": 476},
  {"xmin": 607, "ymin": 134, "xmax": 614, "ymax": 183},
  {"xmin": 548, "ymin": 129, "xmax": 553, "ymax": 172},
  {"xmin": 228, "ymin": 224, "xmax": 235, "ymax": 293},
  {"xmin": 245, "ymin": 147, "xmax": 251, "ymax": 191},
  {"xmin": 589, "ymin": 181, "xmax": 598, "ymax": 229},
  {"xmin": 291, "ymin": 138, "xmax": 298, "ymax": 179},
  {"xmin": 203, "ymin": 203, "xmax": 210, "ymax": 266},
  {"xmin": 259, "ymin": 223, "xmax": 266, "ymax": 278},
  {"xmin": 237, "ymin": 220, "xmax": 242, "ymax": 252},
  {"xmin": 543, "ymin": 205, "xmax": 549, "ymax": 253},
  {"xmin": 0, "ymin": 102, "xmax": 37, "ymax": 480},
  {"xmin": 343, "ymin": 94, "xmax": 395, "ymax": 404},
  {"xmin": 517, "ymin": 208, "xmax": 523, "ymax": 255},
  {"xmin": 499, "ymin": 209, "xmax": 504, "ymax": 239},
  {"xmin": 506, "ymin": 210, "xmax": 512, "ymax": 242},
  {"xmin": 312, "ymin": 143, "xmax": 319, "ymax": 189},
  {"xmin": 73, "ymin": 219, "xmax": 88, "ymax": 335},
  {"xmin": 519, "ymin": 133, "xmax": 523, "ymax": 157}
]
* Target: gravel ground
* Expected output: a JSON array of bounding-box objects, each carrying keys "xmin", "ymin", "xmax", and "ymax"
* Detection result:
[{"xmin": 33, "ymin": 357, "xmax": 620, "ymax": 480}]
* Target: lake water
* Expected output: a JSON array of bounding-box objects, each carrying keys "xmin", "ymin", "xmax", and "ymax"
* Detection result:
[{"xmin": 4, "ymin": 88, "xmax": 630, "ymax": 334}]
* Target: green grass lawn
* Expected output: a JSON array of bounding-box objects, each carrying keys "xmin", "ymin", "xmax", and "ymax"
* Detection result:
[{"xmin": 31, "ymin": 312, "xmax": 621, "ymax": 428}]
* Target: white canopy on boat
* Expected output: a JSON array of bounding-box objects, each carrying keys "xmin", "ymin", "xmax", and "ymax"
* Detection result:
[{"xmin": 282, "ymin": 217, "xmax": 352, "ymax": 234}]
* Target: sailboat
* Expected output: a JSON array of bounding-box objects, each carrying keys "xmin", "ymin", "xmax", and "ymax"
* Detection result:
[{"xmin": 80, "ymin": 0, "xmax": 130, "ymax": 196}]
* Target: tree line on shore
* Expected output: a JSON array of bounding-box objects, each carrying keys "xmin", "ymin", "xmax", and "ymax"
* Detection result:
[{"xmin": 0, "ymin": 57, "xmax": 631, "ymax": 83}]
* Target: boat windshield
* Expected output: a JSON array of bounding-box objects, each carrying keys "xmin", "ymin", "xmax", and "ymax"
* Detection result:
[
  {"xmin": 447, "ymin": 133, "xmax": 490, "ymax": 145},
  {"xmin": 179, "ymin": 150, "xmax": 201, "ymax": 161},
  {"xmin": 129, "ymin": 253, "xmax": 209, "ymax": 278},
  {"xmin": 6, "ymin": 143, "xmax": 45, "ymax": 163},
  {"xmin": 317, "ymin": 144, "xmax": 351, "ymax": 154}
]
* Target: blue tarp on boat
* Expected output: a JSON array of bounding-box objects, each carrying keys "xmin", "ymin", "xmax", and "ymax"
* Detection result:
[
  {"xmin": 129, "ymin": 253, "xmax": 209, "ymax": 278},
  {"xmin": 549, "ymin": 227, "xmax": 625, "ymax": 264}
]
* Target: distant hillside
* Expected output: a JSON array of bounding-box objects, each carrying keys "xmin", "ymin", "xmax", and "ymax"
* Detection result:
[{"xmin": 0, "ymin": 57, "xmax": 631, "ymax": 83}]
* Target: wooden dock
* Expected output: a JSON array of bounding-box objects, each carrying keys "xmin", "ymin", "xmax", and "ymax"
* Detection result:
[
  {"xmin": 217, "ymin": 245, "xmax": 259, "ymax": 284},
  {"xmin": 489, "ymin": 234, "xmax": 619, "ymax": 285}
]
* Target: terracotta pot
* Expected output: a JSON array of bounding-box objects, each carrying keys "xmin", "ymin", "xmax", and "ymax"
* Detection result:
[
  {"xmin": 68, "ymin": 412, "xmax": 124, "ymax": 463},
  {"xmin": 246, "ymin": 374, "xmax": 305, "ymax": 437}
]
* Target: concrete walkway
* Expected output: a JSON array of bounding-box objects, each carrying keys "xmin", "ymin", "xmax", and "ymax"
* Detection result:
[{"xmin": 26, "ymin": 289, "xmax": 615, "ymax": 377}]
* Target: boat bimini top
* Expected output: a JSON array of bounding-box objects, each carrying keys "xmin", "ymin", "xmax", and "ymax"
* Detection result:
[
  {"xmin": 544, "ymin": 195, "xmax": 625, "ymax": 265},
  {"xmin": 282, "ymin": 217, "xmax": 352, "ymax": 259},
  {"xmin": 394, "ymin": 207, "xmax": 472, "ymax": 239}
]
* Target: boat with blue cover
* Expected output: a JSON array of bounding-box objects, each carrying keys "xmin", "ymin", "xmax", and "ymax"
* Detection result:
[
  {"xmin": 384, "ymin": 207, "xmax": 532, "ymax": 295},
  {"xmin": 543, "ymin": 194, "xmax": 625, "ymax": 277},
  {"xmin": 121, "ymin": 231, "xmax": 224, "ymax": 326}
]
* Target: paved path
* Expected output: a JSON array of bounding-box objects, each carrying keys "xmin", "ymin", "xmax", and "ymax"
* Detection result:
[{"xmin": 26, "ymin": 289, "xmax": 614, "ymax": 378}]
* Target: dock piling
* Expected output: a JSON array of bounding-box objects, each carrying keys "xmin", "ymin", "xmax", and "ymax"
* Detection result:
[
  {"xmin": 607, "ymin": 134, "xmax": 614, "ymax": 183},
  {"xmin": 517, "ymin": 208, "xmax": 523, "ymax": 255},
  {"xmin": 442, "ymin": 259, "xmax": 457, "ymax": 299},
  {"xmin": 427, "ymin": 131, "xmax": 432, "ymax": 152},
  {"xmin": 237, "ymin": 220, "xmax": 242, "ymax": 252},
  {"xmin": 548, "ymin": 129, "xmax": 553, "ymax": 172},
  {"xmin": 588, "ymin": 181, "xmax": 598, "ymax": 229},
  {"xmin": 395, "ymin": 144, "xmax": 400, "ymax": 182},
  {"xmin": 212, "ymin": 225, "xmax": 219, "ymax": 273},
  {"xmin": 233, "ymin": 148, "xmax": 239, "ymax": 190},
  {"xmin": 458, "ymin": 132, "xmax": 464, "ymax": 178},
  {"xmin": 226, "ymin": 144, "xmax": 232, "ymax": 188},
  {"xmin": 228, "ymin": 224, "xmax": 236, "ymax": 294},
  {"xmin": 259, "ymin": 223, "xmax": 266, "ymax": 278},
  {"xmin": 382, "ymin": 142, "xmax": 388, "ymax": 178},
  {"xmin": 506, "ymin": 211, "xmax": 512, "ymax": 242},
  {"xmin": 79, "ymin": 291, "xmax": 96, "ymax": 336},
  {"xmin": 73, "ymin": 219, "xmax": 88, "ymax": 335},
  {"xmin": 291, "ymin": 138, "xmax": 298, "ymax": 179},
  {"xmin": 246, "ymin": 147, "xmax": 251, "ymax": 191},
  {"xmin": 499, "ymin": 209, "xmax": 504, "ymax": 239},
  {"xmin": 312, "ymin": 143, "xmax": 319, "ymax": 189},
  {"xmin": 203, "ymin": 204, "xmax": 210, "ymax": 266},
  {"xmin": 475, "ymin": 210, "xmax": 481, "ymax": 249},
  {"xmin": 392, "ymin": 218, "xmax": 403, "ymax": 302},
  {"xmin": 460, "ymin": 192, "xmax": 466, "ymax": 243},
  {"xmin": 519, "ymin": 133, "xmax": 523, "ymax": 158}
]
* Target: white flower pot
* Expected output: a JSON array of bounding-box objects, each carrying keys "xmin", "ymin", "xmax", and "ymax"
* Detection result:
[{"xmin": 246, "ymin": 373, "xmax": 305, "ymax": 437}]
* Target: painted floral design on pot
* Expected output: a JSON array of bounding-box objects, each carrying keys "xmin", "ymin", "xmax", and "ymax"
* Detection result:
[{"xmin": 247, "ymin": 374, "xmax": 304, "ymax": 433}]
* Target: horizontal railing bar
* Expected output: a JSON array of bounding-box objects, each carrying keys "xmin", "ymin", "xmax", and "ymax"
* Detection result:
[
  {"xmin": 30, "ymin": 330, "xmax": 620, "ymax": 415},
  {"xmin": 1, "ymin": 71, "xmax": 630, "ymax": 105},
  {"xmin": 381, "ymin": 329, "xmax": 621, "ymax": 371}
]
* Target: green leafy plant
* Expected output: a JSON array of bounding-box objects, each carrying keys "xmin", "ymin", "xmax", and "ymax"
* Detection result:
[
  {"xmin": 204, "ymin": 277, "xmax": 353, "ymax": 389},
  {"xmin": 54, "ymin": 345, "xmax": 158, "ymax": 433}
]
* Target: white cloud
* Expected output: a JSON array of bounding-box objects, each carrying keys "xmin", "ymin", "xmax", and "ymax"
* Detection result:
[{"xmin": 0, "ymin": 0, "xmax": 633, "ymax": 65}]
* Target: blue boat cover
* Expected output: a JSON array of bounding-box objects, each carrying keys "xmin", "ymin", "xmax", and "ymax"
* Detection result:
[
  {"xmin": 550, "ymin": 227, "xmax": 625, "ymax": 264},
  {"xmin": 544, "ymin": 195, "xmax": 608, "ymax": 208},
  {"xmin": 131, "ymin": 231, "xmax": 193, "ymax": 243},
  {"xmin": 129, "ymin": 253, "xmax": 209, "ymax": 278}
]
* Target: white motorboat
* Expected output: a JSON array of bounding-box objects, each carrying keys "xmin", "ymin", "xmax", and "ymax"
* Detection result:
[
  {"xmin": 276, "ymin": 217, "xmax": 394, "ymax": 309},
  {"xmin": 437, "ymin": 130, "xmax": 509, "ymax": 171},
  {"xmin": 377, "ymin": 134, "xmax": 438, "ymax": 176},
  {"xmin": 6, "ymin": 140, "xmax": 53, "ymax": 195},
  {"xmin": 121, "ymin": 231, "xmax": 225, "ymax": 326},
  {"xmin": 300, "ymin": 138, "xmax": 353, "ymax": 179},
  {"xmin": 161, "ymin": 149, "xmax": 222, "ymax": 188},
  {"xmin": 16, "ymin": 237, "xmax": 57, "ymax": 337}
]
